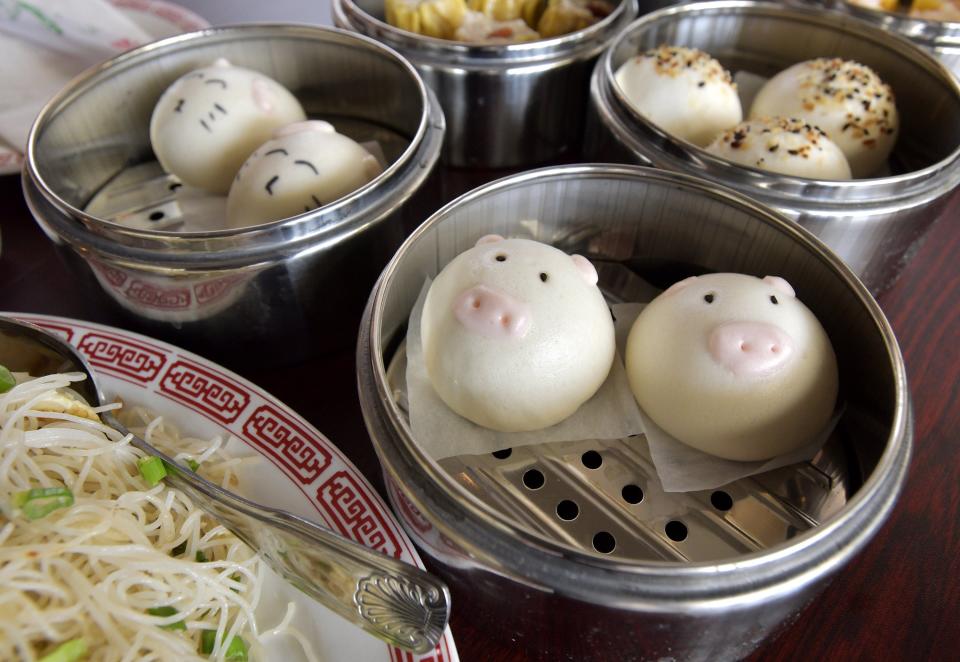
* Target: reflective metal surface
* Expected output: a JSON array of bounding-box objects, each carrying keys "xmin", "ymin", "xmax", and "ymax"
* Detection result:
[
  {"xmin": 333, "ymin": 0, "xmax": 639, "ymax": 167},
  {"xmin": 0, "ymin": 315, "xmax": 450, "ymax": 654},
  {"xmin": 357, "ymin": 165, "xmax": 911, "ymax": 660},
  {"xmin": 24, "ymin": 25, "xmax": 445, "ymax": 368},
  {"xmin": 587, "ymin": 0, "xmax": 960, "ymax": 294},
  {"xmin": 824, "ymin": 0, "xmax": 960, "ymax": 77}
]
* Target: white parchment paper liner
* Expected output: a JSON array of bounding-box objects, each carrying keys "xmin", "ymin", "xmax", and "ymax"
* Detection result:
[{"xmin": 406, "ymin": 281, "xmax": 645, "ymax": 460}]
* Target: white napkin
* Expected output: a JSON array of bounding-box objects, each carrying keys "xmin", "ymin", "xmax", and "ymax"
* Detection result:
[{"xmin": 0, "ymin": 0, "xmax": 154, "ymax": 156}]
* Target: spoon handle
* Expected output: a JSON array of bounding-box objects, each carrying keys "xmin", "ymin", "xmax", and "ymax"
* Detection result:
[{"xmin": 106, "ymin": 412, "xmax": 450, "ymax": 654}]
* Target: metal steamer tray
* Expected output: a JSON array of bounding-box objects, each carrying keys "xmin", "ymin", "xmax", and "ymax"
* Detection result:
[
  {"xmin": 354, "ymin": 161, "xmax": 910, "ymax": 661},
  {"xmin": 25, "ymin": 25, "xmax": 445, "ymax": 366},
  {"xmin": 383, "ymin": 257, "xmax": 854, "ymax": 564}
]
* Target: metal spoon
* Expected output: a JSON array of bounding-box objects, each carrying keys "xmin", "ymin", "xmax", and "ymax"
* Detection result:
[{"xmin": 0, "ymin": 316, "xmax": 449, "ymax": 654}]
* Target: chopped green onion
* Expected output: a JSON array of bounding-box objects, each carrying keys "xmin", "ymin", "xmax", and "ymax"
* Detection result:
[
  {"xmin": 186, "ymin": 459, "xmax": 200, "ymax": 472},
  {"xmin": 171, "ymin": 541, "xmax": 187, "ymax": 557},
  {"xmin": 13, "ymin": 487, "xmax": 74, "ymax": 520},
  {"xmin": 38, "ymin": 638, "xmax": 87, "ymax": 662},
  {"xmin": 199, "ymin": 631, "xmax": 247, "ymax": 659},
  {"xmin": 200, "ymin": 630, "xmax": 217, "ymax": 654},
  {"xmin": 0, "ymin": 365, "xmax": 15, "ymax": 393},
  {"xmin": 138, "ymin": 456, "xmax": 167, "ymax": 486},
  {"xmin": 225, "ymin": 636, "xmax": 248, "ymax": 661},
  {"xmin": 195, "ymin": 549, "xmax": 208, "ymax": 563},
  {"xmin": 147, "ymin": 606, "xmax": 186, "ymax": 630}
]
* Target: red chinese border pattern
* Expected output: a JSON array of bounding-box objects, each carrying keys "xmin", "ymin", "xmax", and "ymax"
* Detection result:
[
  {"xmin": 29, "ymin": 321, "xmax": 75, "ymax": 343},
  {"xmin": 392, "ymin": 645, "xmax": 446, "ymax": 662},
  {"xmin": 241, "ymin": 404, "xmax": 332, "ymax": 485},
  {"xmin": 317, "ymin": 471, "xmax": 402, "ymax": 559},
  {"xmin": 77, "ymin": 333, "xmax": 167, "ymax": 383},
  {"xmin": 158, "ymin": 360, "xmax": 249, "ymax": 424}
]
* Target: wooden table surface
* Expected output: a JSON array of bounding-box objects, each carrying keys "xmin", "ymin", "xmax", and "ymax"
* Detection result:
[{"xmin": 1, "ymin": 170, "xmax": 957, "ymax": 661}]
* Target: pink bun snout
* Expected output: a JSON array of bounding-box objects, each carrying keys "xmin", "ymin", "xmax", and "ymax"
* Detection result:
[
  {"xmin": 708, "ymin": 321, "xmax": 795, "ymax": 377},
  {"xmin": 454, "ymin": 284, "xmax": 531, "ymax": 339}
]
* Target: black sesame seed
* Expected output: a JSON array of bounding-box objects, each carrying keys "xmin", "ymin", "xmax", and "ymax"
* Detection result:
[
  {"xmin": 495, "ymin": 254, "xmax": 507, "ymax": 262},
  {"xmin": 704, "ymin": 293, "xmax": 715, "ymax": 304},
  {"xmin": 770, "ymin": 295, "xmax": 779, "ymax": 305},
  {"xmin": 540, "ymin": 272, "xmax": 549, "ymax": 282}
]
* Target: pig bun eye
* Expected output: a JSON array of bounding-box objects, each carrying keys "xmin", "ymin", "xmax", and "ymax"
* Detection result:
[
  {"xmin": 770, "ymin": 295, "xmax": 779, "ymax": 305},
  {"xmin": 703, "ymin": 293, "xmax": 716, "ymax": 304},
  {"xmin": 539, "ymin": 272, "xmax": 549, "ymax": 283},
  {"xmin": 495, "ymin": 254, "xmax": 507, "ymax": 262}
]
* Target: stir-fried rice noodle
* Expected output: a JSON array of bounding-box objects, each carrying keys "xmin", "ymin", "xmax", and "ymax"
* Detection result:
[{"xmin": 0, "ymin": 372, "xmax": 318, "ymax": 661}]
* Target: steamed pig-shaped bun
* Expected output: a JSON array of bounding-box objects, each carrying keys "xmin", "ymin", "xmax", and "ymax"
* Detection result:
[
  {"xmin": 614, "ymin": 46, "xmax": 742, "ymax": 148},
  {"xmin": 225, "ymin": 121, "xmax": 383, "ymax": 228},
  {"xmin": 421, "ymin": 236, "xmax": 615, "ymax": 432},
  {"xmin": 150, "ymin": 59, "xmax": 306, "ymax": 194},
  {"xmin": 625, "ymin": 273, "xmax": 838, "ymax": 461}
]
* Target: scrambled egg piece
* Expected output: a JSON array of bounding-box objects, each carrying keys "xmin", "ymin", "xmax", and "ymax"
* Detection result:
[{"xmin": 33, "ymin": 391, "xmax": 100, "ymax": 423}]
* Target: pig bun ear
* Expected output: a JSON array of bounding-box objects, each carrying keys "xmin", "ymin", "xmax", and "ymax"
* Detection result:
[
  {"xmin": 571, "ymin": 254, "xmax": 598, "ymax": 286},
  {"xmin": 362, "ymin": 153, "xmax": 383, "ymax": 180},
  {"xmin": 762, "ymin": 276, "xmax": 796, "ymax": 298},
  {"xmin": 252, "ymin": 78, "xmax": 283, "ymax": 113},
  {"xmin": 475, "ymin": 234, "xmax": 504, "ymax": 247},
  {"xmin": 273, "ymin": 120, "xmax": 335, "ymax": 139},
  {"xmin": 213, "ymin": 58, "xmax": 231, "ymax": 68},
  {"xmin": 661, "ymin": 276, "xmax": 699, "ymax": 297}
]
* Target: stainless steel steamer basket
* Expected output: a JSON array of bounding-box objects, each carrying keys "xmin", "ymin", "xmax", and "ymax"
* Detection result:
[
  {"xmin": 587, "ymin": 0, "xmax": 960, "ymax": 294},
  {"xmin": 23, "ymin": 25, "xmax": 444, "ymax": 367},
  {"xmin": 333, "ymin": 0, "xmax": 639, "ymax": 168},
  {"xmin": 357, "ymin": 165, "xmax": 911, "ymax": 661},
  {"xmin": 825, "ymin": 0, "xmax": 960, "ymax": 77}
]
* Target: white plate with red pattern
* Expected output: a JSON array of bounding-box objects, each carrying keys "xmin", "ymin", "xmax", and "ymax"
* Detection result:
[{"xmin": 11, "ymin": 313, "xmax": 459, "ymax": 662}]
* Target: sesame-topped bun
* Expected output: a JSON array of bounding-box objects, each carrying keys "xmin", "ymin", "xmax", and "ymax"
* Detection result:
[
  {"xmin": 749, "ymin": 58, "xmax": 898, "ymax": 178},
  {"xmin": 614, "ymin": 45, "xmax": 743, "ymax": 147},
  {"xmin": 705, "ymin": 117, "xmax": 852, "ymax": 180}
]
